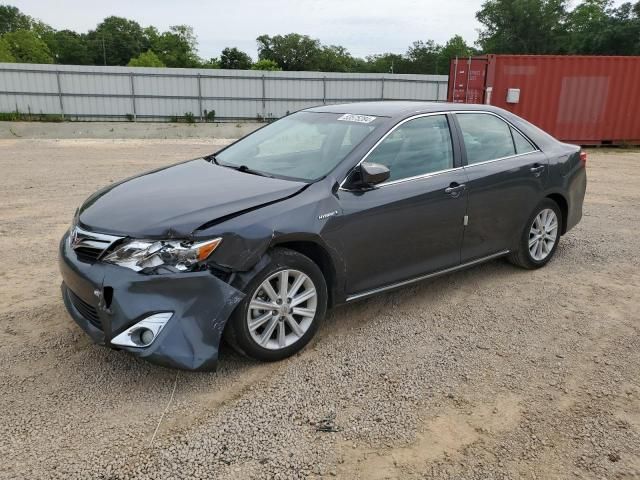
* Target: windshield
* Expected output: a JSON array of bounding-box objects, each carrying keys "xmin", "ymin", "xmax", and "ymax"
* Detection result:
[{"xmin": 214, "ymin": 111, "xmax": 383, "ymax": 181}]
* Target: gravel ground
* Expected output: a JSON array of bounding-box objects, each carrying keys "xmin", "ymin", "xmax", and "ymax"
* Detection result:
[{"xmin": 0, "ymin": 139, "xmax": 639, "ymax": 480}]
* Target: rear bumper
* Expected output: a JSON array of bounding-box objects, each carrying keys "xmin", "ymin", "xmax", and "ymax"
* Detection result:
[
  {"xmin": 59, "ymin": 232, "xmax": 244, "ymax": 371},
  {"xmin": 565, "ymin": 165, "xmax": 587, "ymax": 233}
]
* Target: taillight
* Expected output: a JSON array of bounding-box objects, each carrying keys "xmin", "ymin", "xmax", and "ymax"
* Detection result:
[{"xmin": 580, "ymin": 150, "xmax": 587, "ymax": 165}]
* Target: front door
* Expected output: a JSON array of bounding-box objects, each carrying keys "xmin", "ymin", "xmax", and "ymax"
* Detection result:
[{"xmin": 334, "ymin": 114, "xmax": 468, "ymax": 295}]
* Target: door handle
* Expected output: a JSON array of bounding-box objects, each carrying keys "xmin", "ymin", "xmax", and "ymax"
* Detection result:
[
  {"xmin": 530, "ymin": 165, "xmax": 545, "ymax": 176},
  {"xmin": 445, "ymin": 183, "xmax": 466, "ymax": 196}
]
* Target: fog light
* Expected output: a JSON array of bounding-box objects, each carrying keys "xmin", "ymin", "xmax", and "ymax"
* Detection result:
[
  {"xmin": 111, "ymin": 312, "xmax": 173, "ymax": 348},
  {"xmin": 140, "ymin": 328, "xmax": 155, "ymax": 346}
]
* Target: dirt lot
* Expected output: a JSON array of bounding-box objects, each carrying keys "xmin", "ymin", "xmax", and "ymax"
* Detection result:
[{"xmin": 1, "ymin": 139, "xmax": 639, "ymax": 480}]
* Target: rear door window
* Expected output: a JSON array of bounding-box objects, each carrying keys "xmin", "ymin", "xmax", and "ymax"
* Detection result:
[{"xmin": 456, "ymin": 113, "xmax": 517, "ymax": 164}]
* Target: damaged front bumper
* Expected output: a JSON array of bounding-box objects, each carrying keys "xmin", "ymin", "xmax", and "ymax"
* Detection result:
[{"xmin": 58, "ymin": 232, "xmax": 244, "ymax": 371}]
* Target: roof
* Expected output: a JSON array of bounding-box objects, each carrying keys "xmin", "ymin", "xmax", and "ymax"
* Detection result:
[
  {"xmin": 307, "ymin": 101, "xmax": 499, "ymax": 118},
  {"xmin": 308, "ymin": 101, "xmax": 560, "ymax": 150}
]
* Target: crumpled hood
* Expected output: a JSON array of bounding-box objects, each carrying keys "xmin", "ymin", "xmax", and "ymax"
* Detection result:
[{"xmin": 78, "ymin": 158, "xmax": 306, "ymax": 238}]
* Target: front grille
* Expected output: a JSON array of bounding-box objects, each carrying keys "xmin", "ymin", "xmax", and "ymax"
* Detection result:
[
  {"xmin": 70, "ymin": 226, "xmax": 122, "ymax": 263},
  {"xmin": 68, "ymin": 288, "xmax": 102, "ymax": 330},
  {"xmin": 74, "ymin": 246, "xmax": 102, "ymax": 262}
]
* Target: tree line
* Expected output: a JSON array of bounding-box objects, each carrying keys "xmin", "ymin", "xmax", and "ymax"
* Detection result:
[{"xmin": 0, "ymin": 1, "xmax": 639, "ymax": 74}]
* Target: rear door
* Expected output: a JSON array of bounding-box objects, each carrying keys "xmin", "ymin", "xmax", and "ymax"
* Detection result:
[
  {"xmin": 453, "ymin": 112, "xmax": 548, "ymax": 262},
  {"xmin": 335, "ymin": 113, "xmax": 469, "ymax": 295}
]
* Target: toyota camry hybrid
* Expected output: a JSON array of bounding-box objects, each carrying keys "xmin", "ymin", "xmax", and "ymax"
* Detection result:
[{"xmin": 59, "ymin": 102, "xmax": 587, "ymax": 371}]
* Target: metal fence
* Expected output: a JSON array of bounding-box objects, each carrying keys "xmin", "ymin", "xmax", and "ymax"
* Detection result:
[{"xmin": 0, "ymin": 63, "xmax": 449, "ymax": 122}]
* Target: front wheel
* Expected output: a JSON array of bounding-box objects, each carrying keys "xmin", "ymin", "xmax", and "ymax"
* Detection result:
[
  {"xmin": 508, "ymin": 199, "xmax": 562, "ymax": 269},
  {"xmin": 224, "ymin": 248, "xmax": 327, "ymax": 362}
]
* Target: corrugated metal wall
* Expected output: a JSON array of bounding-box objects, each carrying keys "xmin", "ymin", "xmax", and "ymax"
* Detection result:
[{"xmin": 0, "ymin": 63, "xmax": 448, "ymax": 122}]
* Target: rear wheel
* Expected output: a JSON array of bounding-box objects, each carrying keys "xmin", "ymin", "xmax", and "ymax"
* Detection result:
[
  {"xmin": 508, "ymin": 199, "xmax": 562, "ymax": 269},
  {"xmin": 224, "ymin": 248, "xmax": 327, "ymax": 361}
]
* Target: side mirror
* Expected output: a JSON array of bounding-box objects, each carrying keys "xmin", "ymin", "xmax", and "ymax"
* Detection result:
[{"xmin": 358, "ymin": 162, "xmax": 390, "ymax": 187}]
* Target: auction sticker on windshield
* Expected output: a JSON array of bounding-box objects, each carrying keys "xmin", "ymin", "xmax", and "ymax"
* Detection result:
[{"xmin": 337, "ymin": 114, "xmax": 377, "ymax": 123}]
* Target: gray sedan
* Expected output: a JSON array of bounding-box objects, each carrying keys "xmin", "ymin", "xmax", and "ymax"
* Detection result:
[{"xmin": 59, "ymin": 102, "xmax": 587, "ymax": 370}]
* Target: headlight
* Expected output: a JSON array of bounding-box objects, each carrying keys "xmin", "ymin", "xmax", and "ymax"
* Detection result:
[{"xmin": 103, "ymin": 237, "xmax": 222, "ymax": 272}]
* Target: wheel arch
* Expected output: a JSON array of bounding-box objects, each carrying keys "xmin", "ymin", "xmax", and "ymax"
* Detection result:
[
  {"xmin": 545, "ymin": 192, "xmax": 569, "ymax": 235},
  {"xmin": 270, "ymin": 236, "xmax": 339, "ymax": 308}
]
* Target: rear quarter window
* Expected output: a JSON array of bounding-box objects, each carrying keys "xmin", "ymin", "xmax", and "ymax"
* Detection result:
[{"xmin": 511, "ymin": 127, "xmax": 537, "ymax": 154}]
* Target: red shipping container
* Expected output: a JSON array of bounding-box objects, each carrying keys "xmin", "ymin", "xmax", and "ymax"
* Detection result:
[{"xmin": 447, "ymin": 55, "xmax": 640, "ymax": 145}]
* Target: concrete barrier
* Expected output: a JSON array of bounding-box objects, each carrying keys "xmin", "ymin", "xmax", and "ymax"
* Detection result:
[{"xmin": 0, "ymin": 121, "xmax": 266, "ymax": 140}]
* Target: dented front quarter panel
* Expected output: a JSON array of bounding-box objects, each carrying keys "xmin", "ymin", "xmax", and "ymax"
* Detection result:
[
  {"xmin": 61, "ymin": 175, "xmax": 349, "ymax": 371},
  {"xmin": 59, "ymin": 233, "xmax": 244, "ymax": 371},
  {"xmin": 196, "ymin": 181, "xmax": 349, "ymax": 301}
]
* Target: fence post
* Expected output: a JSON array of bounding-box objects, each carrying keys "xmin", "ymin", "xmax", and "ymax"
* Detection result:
[
  {"xmin": 381, "ymin": 77, "xmax": 385, "ymax": 100},
  {"xmin": 197, "ymin": 73, "xmax": 203, "ymax": 122},
  {"xmin": 55, "ymin": 71, "xmax": 65, "ymax": 120},
  {"xmin": 436, "ymin": 82, "xmax": 441, "ymax": 102},
  {"xmin": 261, "ymin": 75, "xmax": 266, "ymax": 119},
  {"xmin": 323, "ymin": 76, "xmax": 327, "ymax": 104},
  {"xmin": 129, "ymin": 73, "xmax": 137, "ymax": 121}
]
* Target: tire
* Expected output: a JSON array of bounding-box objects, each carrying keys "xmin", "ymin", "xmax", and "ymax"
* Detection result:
[
  {"xmin": 224, "ymin": 248, "xmax": 327, "ymax": 362},
  {"xmin": 508, "ymin": 198, "xmax": 562, "ymax": 270}
]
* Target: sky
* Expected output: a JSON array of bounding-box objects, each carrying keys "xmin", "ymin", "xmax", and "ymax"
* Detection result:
[
  {"xmin": 9, "ymin": 0, "xmax": 629, "ymax": 60},
  {"xmin": 10, "ymin": 0, "xmax": 487, "ymax": 59}
]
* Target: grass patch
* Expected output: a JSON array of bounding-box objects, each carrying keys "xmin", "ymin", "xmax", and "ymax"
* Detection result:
[{"xmin": 0, "ymin": 111, "xmax": 64, "ymax": 122}]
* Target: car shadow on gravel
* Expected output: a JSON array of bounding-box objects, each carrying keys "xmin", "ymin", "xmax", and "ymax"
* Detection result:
[
  {"xmin": 317, "ymin": 257, "xmax": 516, "ymax": 341},
  {"xmin": 71, "ymin": 256, "xmax": 517, "ymax": 380},
  {"xmin": 36, "ymin": 255, "xmax": 534, "ymax": 408}
]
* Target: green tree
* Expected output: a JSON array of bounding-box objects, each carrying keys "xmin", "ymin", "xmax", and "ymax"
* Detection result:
[
  {"xmin": 128, "ymin": 49, "xmax": 165, "ymax": 67},
  {"xmin": 0, "ymin": 5, "xmax": 32, "ymax": 34},
  {"xmin": 350, "ymin": 57, "xmax": 368, "ymax": 73},
  {"xmin": 30, "ymin": 18, "xmax": 54, "ymax": 38},
  {"xmin": 566, "ymin": 0, "xmax": 612, "ymax": 53},
  {"xmin": 316, "ymin": 45, "xmax": 358, "ymax": 72},
  {"xmin": 257, "ymin": 33, "xmax": 321, "ymax": 71},
  {"xmin": 251, "ymin": 58, "xmax": 281, "ymax": 70},
  {"xmin": 476, "ymin": 0, "xmax": 570, "ymax": 53},
  {"xmin": 406, "ymin": 40, "xmax": 442, "ymax": 73},
  {"xmin": 563, "ymin": 0, "xmax": 640, "ymax": 54},
  {"xmin": 199, "ymin": 57, "xmax": 220, "ymax": 69},
  {"xmin": 597, "ymin": 1, "xmax": 640, "ymax": 54},
  {"xmin": 142, "ymin": 25, "xmax": 159, "ymax": 51},
  {"xmin": 365, "ymin": 53, "xmax": 408, "ymax": 73},
  {"xmin": 150, "ymin": 25, "xmax": 200, "ymax": 67},
  {"xmin": 86, "ymin": 16, "xmax": 146, "ymax": 65},
  {"xmin": 440, "ymin": 35, "xmax": 476, "ymax": 61},
  {"xmin": 0, "ymin": 35, "xmax": 15, "ymax": 61},
  {"xmin": 2, "ymin": 29, "xmax": 53, "ymax": 63},
  {"xmin": 219, "ymin": 47, "xmax": 252, "ymax": 69},
  {"xmin": 47, "ymin": 29, "xmax": 91, "ymax": 64}
]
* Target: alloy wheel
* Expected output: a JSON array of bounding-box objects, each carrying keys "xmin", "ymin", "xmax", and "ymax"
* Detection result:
[
  {"xmin": 246, "ymin": 269, "xmax": 317, "ymax": 350},
  {"xmin": 529, "ymin": 208, "xmax": 558, "ymax": 261}
]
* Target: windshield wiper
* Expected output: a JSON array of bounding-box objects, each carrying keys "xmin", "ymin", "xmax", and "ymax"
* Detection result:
[
  {"xmin": 234, "ymin": 165, "xmax": 274, "ymax": 178},
  {"xmin": 207, "ymin": 155, "xmax": 274, "ymax": 178},
  {"xmin": 217, "ymin": 162, "xmax": 273, "ymax": 178},
  {"xmin": 205, "ymin": 153, "xmax": 220, "ymax": 165}
]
